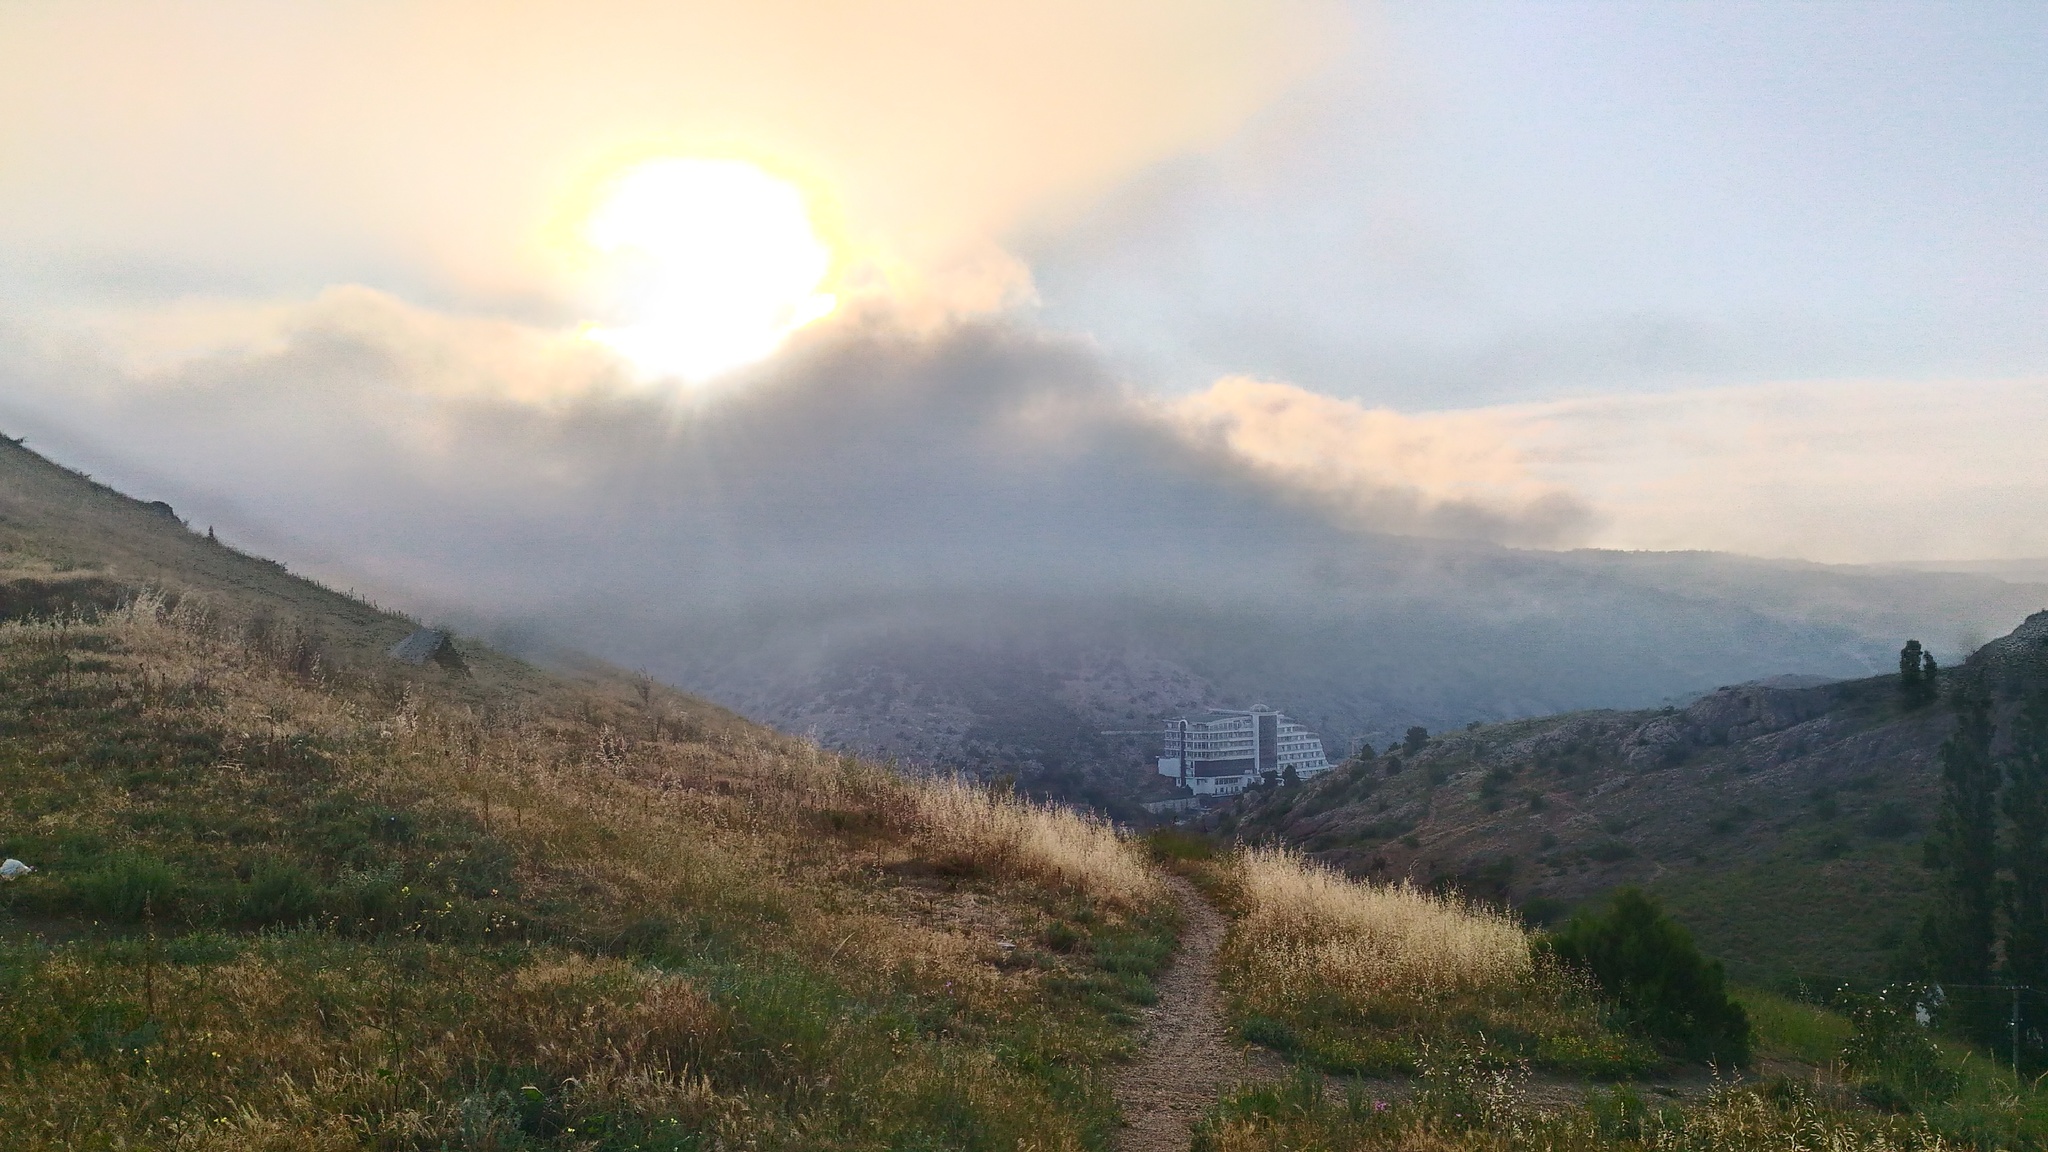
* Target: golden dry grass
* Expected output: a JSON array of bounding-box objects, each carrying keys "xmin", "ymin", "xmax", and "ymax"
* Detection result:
[
  {"xmin": 1224, "ymin": 846, "xmax": 1530, "ymax": 1002},
  {"xmin": 0, "ymin": 591, "xmax": 1175, "ymax": 1149},
  {"xmin": 1212, "ymin": 847, "xmax": 1643, "ymax": 1076},
  {"xmin": 908, "ymin": 775, "xmax": 1163, "ymax": 910}
]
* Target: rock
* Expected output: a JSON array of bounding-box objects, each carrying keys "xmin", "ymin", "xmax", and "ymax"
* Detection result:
[{"xmin": 387, "ymin": 628, "xmax": 466, "ymax": 670}]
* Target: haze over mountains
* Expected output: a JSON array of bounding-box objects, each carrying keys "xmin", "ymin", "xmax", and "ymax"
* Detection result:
[
  {"xmin": 4, "ymin": 309, "xmax": 2042, "ymax": 810},
  {"xmin": 615, "ymin": 546, "xmax": 2045, "ymax": 813}
]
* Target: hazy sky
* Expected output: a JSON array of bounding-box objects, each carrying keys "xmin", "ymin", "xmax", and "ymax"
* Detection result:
[{"xmin": 0, "ymin": 0, "xmax": 2043, "ymax": 569}]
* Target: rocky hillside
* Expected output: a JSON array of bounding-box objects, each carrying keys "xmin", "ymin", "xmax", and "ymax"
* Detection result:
[
  {"xmin": 1219, "ymin": 611, "xmax": 2048, "ymax": 990},
  {"xmin": 628, "ymin": 556, "xmax": 2048, "ymax": 821}
]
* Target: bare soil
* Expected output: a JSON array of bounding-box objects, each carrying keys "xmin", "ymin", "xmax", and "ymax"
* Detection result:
[
  {"xmin": 1113, "ymin": 874, "xmax": 1275, "ymax": 1152},
  {"xmin": 1109, "ymin": 875, "xmax": 1793, "ymax": 1150}
]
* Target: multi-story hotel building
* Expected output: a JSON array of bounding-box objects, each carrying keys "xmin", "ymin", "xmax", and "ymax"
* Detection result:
[{"xmin": 1157, "ymin": 706, "xmax": 1332, "ymax": 796}]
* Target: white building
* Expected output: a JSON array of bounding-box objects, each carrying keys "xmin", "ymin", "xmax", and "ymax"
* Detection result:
[{"xmin": 1157, "ymin": 706, "xmax": 1332, "ymax": 796}]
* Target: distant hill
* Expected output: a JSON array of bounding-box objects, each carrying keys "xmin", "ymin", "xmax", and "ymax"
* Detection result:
[
  {"xmin": 1220, "ymin": 610, "xmax": 2048, "ymax": 990},
  {"xmin": 622, "ymin": 552, "xmax": 2048, "ymax": 819}
]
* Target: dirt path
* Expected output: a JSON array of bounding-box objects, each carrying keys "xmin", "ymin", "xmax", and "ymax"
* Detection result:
[
  {"xmin": 1113, "ymin": 874, "xmax": 1270, "ymax": 1152},
  {"xmin": 1108, "ymin": 878, "xmax": 1774, "ymax": 1147}
]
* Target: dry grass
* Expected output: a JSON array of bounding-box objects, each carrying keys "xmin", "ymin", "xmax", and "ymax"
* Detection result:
[
  {"xmin": 1214, "ymin": 848, "xmax": 1648, "ymax": 1075},
  {"xmin": 0, "ymin": 591, "xmax": 1175, "ymax": 1149},
  {"xmin": 1198, "ymin": 1068, "xmax": 1959, "ymax": 1152},
  {"xmin": 907, "ymin": 775, "xmax": 1163, "ymax": 910},
  {"xmin": 1227, "ymin": 847, "xmax": 1530, "ymax": 1000}
]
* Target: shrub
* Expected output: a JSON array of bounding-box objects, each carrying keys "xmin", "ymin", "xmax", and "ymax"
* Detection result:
[
  {"xmin": 1543, "ymin": 887, "xmax": 1750, "ymax": 1064},
  {"xmin": 238, "ymin": 858, "xmax": 322, "ymax": 926},
  {"xmin": 1865, "ymin": 800, "xmax": 1917, "ymax": 839},
  {"xmin": 1145, "ymin": 828, "xmax": 1214, "ymax": 862},
  {"xmin": 1586, "ymin": 839, "xmax": 1636, "ymax": 863},
  {"xmin": 1837, "ymin": 985, "xmax": 1959, "ymax": 1110},
  {"xmin": 76, "ymin": 853, "xmax": 182, "ymax": 922}
]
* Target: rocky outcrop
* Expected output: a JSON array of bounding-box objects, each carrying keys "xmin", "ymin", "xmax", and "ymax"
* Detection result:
[
  {"xmin": 1971, "ymin": 609, "xmax": 2048, "ymax": 687},
  {"xmin": 1615, "ymin": 683, "xmax": 1832, "ymax": 769}
]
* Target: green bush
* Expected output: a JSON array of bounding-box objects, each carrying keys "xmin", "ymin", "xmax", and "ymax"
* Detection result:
[
  {"xmin": 238, "ymin": 858, "xmax": 322, "ymax": 926},
  {"xmin": 1837, "ymin": 985, "xmax": 1959, "ymax": 1111},
  {"xmin": 76, "ymin": 853, "xmax": 182, "ymax": 922},
  {"xmin": 1543, "ymin": 887, "xmax": 1751, "ymax": 1064},
  {"xmin": 1144, "ymin": 828, "xmax": 1213, "ymax": 862}
]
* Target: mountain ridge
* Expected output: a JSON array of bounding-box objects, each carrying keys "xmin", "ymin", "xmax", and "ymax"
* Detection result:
[{"xmin": 1219, "ymin": 609, "xmax": 2048, "ymax": 989}]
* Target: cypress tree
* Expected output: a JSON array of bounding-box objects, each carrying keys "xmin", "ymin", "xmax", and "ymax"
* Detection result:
[
  {"xmin": 1923, "ymin": 681, "xmax": 2001, "ymax": 1038},
  {"xmin": 1901, "ymin": 640, "xmax": 1925, "ymax": 689},
  {"xmin": 2006, "ymin": 683, "xmax": 2048, "ymax": 1012}
]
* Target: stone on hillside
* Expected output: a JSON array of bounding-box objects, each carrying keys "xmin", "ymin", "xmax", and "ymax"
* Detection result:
[{"xmin": 387, "ymin": 627, "xmax": 463, "ymax": 669}]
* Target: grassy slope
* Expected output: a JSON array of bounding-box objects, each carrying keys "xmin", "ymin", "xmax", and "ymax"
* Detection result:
[
  {"xmin": 0, "ymin": 437, "xmax": 1172, "ymax": 1151},
  {"xmin": 0, "ymin": 436, "xmax": 563, "ymax": 700},
  {"xmin": 1172, "ymin": 844, "xmax": 2048, "ymax": 1152},
  {"xmin": 1218, "ymin": 669, "xmax": 2009, "ymax": 989}
]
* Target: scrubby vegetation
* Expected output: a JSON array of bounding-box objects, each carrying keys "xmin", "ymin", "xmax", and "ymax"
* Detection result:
[
  {"xmin": 0, "ymin": 595, "xmax": 1171, "ymax": 1149},
  {"xmin": 1194, "ymin": 1067, "xmax": 1962, "ymax": 1152},
  {"xmin": 1543, "ymin": 888, "xmax": 1750, "ymax": 1065},
  {"xmin": 1194, "ymin": 860, "xmax": 2048, "ymax": 1152},
  {"xmin": 1212, "ymin": 848, "xmax": 1654, "ymax": 1077}
]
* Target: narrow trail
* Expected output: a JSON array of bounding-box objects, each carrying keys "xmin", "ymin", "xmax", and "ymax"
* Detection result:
[{"xmin": 1112, "ymin": 874, "xmax": 1272, "ymax": 1152}]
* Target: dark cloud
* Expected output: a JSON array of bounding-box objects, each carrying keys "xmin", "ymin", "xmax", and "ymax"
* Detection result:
[
  {"xmin": 5, "ymin": 294, "xmax": 2040, "ymax": 795},
  {"xmin": 0, "ymin": 292, "xmax": 1593, "ymax": 616}
]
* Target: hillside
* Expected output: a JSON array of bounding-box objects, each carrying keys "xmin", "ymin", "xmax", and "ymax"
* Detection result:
[
  {"xmin": 609, "ymin": 557, "xmax": 2048, "ymax": 820},
  {"xmin": 13, "ymin": 431, "xmax": 2048, "ymax": 1151},
  {"xmin": 1220, "ymin": 610, "xmax": 2048, "ymax": 991},
  {"xmin": 0, "ymin": 436, "xmax": 1176, "ymax": 1149}
]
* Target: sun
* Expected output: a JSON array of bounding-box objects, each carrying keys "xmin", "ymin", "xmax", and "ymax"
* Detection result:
[{"xmin": 580, "ymin": 157, "xmax": 838, "ymax": 381}]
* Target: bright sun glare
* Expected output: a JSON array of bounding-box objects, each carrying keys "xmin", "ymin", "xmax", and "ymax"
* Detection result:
[{"xmin": 583, "ymin": 157, "xmax": 837, "ymax": 381}]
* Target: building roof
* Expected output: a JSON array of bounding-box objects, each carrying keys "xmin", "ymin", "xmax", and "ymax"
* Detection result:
[{"xmin": 1170, "ymin": 706, "xmax": 1287, "ymax": 725}]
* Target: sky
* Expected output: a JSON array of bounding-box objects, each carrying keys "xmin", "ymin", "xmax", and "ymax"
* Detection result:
[{"xmin": 0, "ymin": 0, "xmax": 2044, "ymax": 580}]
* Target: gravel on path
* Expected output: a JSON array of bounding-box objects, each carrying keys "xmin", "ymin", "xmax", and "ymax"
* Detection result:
[{"xmin": 1112, "ymin": 874, "xmax": 1273, "ymax": 1152}]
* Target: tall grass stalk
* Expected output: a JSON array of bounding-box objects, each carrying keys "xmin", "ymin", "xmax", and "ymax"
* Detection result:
[{"xmin": 1228, "ymin": 846, "xmax": 1530, "ymax": 1001}]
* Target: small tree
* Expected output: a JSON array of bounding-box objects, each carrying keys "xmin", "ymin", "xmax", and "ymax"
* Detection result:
[
  {"xmin": 1404, "ymin": 726, "xmax": 1430, "ymax": 755},
  {"xmin": 1545, "ymin": 888, "xmax": 1751, "ymax": 1064},
  {"xmin": 1900, "ymin": 640, "xmax": 1925, "ymax": 688},
  {"xmin": 1282, "ymin": 764, "xmax": 1301, "ymax": 787}
]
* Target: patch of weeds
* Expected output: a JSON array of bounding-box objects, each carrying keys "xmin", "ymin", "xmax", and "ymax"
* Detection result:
[{"xmin": 1586, "ymin": 839, "xmax": 1636, "ymax": 863}]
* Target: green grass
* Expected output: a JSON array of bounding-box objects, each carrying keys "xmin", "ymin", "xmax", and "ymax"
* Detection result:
[
  {"xmin": 1210, "ymin": 850, "xmax": 1658, "ymax": 1080},
  {"xmin": 1737, "ymin": 987, "xmax": 1853, "ymax": 1065},
  {"xmin": 0, "ymin": 596, "xmax": 1174, "ymax": 1149},
  {"xmin": 1192, "ymin": 1064, "xmax": 1951, "ymax": 1152},
  {"xmin": 1652, "ymin": 844, "xmax": 1931, "ymax": 993},
  {"xmin": 1738, "ymin": 985, "xmax": 2048, "ymax": 1150},
  {"xmin": 1224, "ymin": 967, "xmax": 1658, "ymax": 1080}
]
